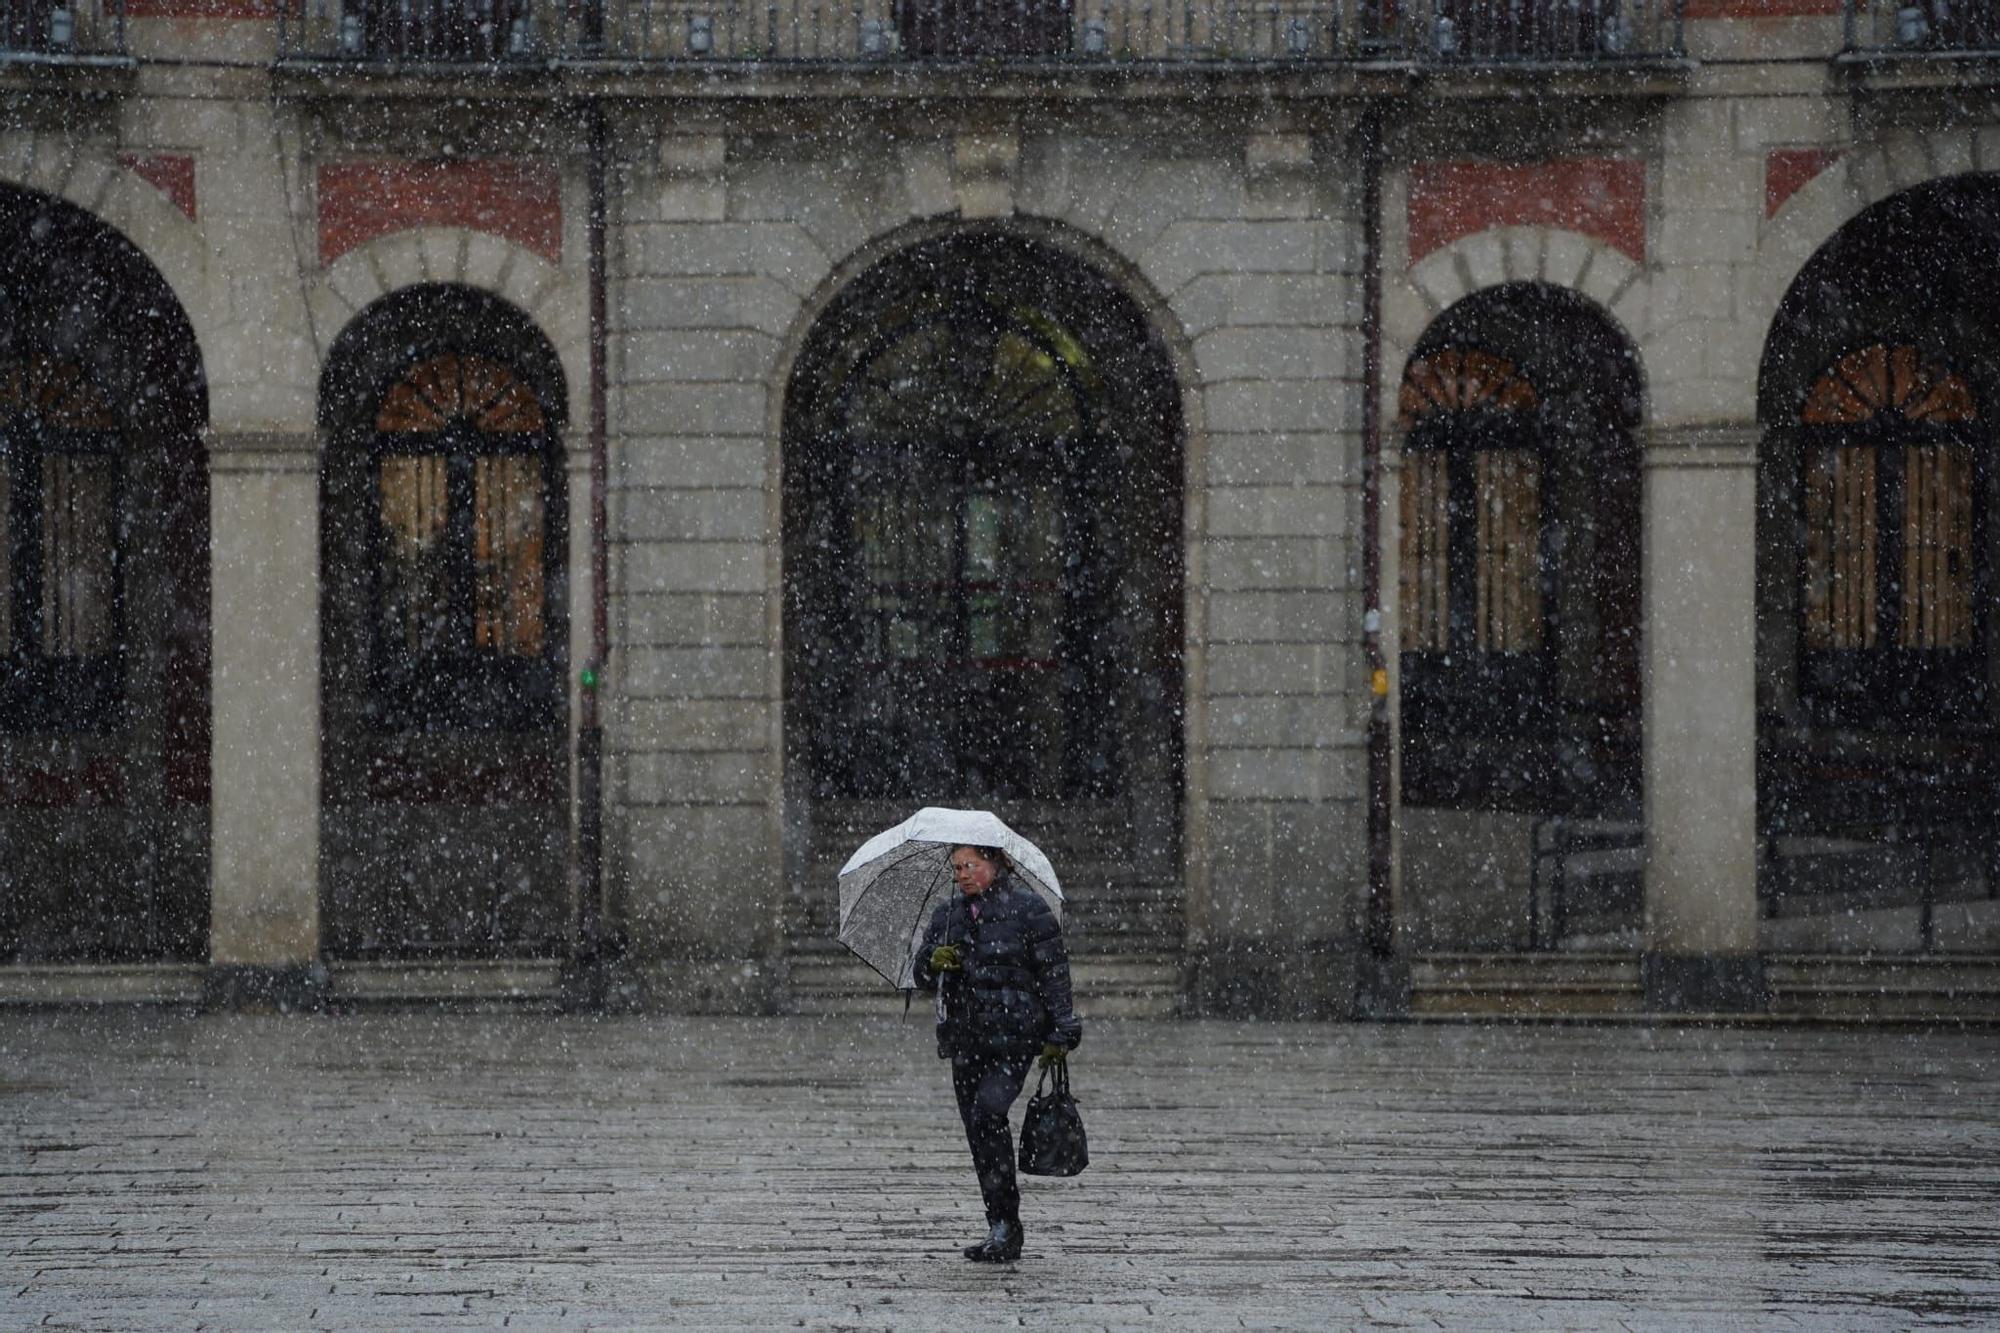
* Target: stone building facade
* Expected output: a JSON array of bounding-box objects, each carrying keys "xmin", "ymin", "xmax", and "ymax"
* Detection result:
[{"xmin": 1, "ymin": 0, "xmax": 1995, "ymax": 1017}]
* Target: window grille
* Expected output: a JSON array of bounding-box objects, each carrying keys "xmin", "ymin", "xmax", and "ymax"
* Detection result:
[
  {"xmin": 1400, "ymin": 449, "xmax": 1449, "ymax": 653},
  {"xmin": 0, "ymin": 353, "xmax": 121, "ymax": 730},
  {"xmin": 368, "ymin": 351, "xmax": 556, "ymax": 729},
  {"xmin": 1473, "ymin": 448, "xmax": 1542, "ymax": 654},
  {"xmin": 795, "ymin": 286, "xmax": 1133, "ymax": 800},
  {"xmin": 1800, "ymin": 343, "xmax": 1978, "ymax": 653},
  {"xmin": 1398, "ymin": 346, "xmax": 1545, "ymax": 658}
]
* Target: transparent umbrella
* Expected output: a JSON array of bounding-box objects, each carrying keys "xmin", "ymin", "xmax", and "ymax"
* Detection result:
[{"xmin": 836, "ymin": 806, "xmax": 1064, "ymax": 990}]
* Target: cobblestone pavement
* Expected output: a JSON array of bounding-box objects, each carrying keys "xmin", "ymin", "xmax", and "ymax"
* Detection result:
[{"xmin": 3, "ymin": 1013, "xmax": 1998, "ymax": 1330}]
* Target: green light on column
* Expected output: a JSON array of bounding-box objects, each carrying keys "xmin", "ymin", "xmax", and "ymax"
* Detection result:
[{"xmin": 580, "ymin": 666, "xmax": 599, "ymax": 691}]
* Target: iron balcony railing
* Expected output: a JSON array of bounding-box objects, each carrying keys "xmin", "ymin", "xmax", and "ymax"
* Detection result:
[
  {"xmin": 0, "ymin": 0, "xmax": 125, "ymax": 60},
  {"xmin": 275, "ymin": 0, "xmax": 1683, "ymax": 64},
  {"xmin": 1845, "ymin": 0, "xmax": 2000, "ymax": 52}
]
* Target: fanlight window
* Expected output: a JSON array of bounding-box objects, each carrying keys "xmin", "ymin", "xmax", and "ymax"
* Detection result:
[
  {"xmin": 1398, "ymin": 347, "xmax": 1544, "ymax": 657},
  {"xmin": 370, "ymin": 352, "xmax": 555, "ymax": 728},
  {"xmin": 1800, "ymin": 344, "xmax": 1979, "ymax": 656},
  {"xmin": 0, "ymin": 353, "xmax": 120, "ymax": 729}
]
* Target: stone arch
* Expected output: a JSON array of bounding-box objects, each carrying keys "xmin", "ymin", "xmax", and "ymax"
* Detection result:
[
  {"xmin": 1750, "ymin": 136, "xmax": 2000, "ymax": 389},
  {"xmin": 0, "ymin": 137, "xmax": 215, "ymax": 364},
  {"xmin": 772, "ymin": 212, "xmax": 1203, "ymax": 453},
  {"xmin": 1751, "ymin": 167, "xmax": 2000, "ymax": 944},
  {"xmin": 1382, "ymin": 226, "xmax": 1650, "ymax": 428},
  {"xmin": 309, "ymin": 227, "xmax": 584, "ymax": 438},
  {"xmin": 0, "ymin": 176, "xmax": 213, "ymax": 962},
  {"xmin": 314, "ymin": 281, "xmax": 575, "ymax": 961}
]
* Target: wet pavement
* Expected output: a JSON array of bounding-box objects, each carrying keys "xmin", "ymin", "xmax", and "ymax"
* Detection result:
[{"xmin": 2, "ymin": 1012, "xmax": 1997, "ymax": 1330}]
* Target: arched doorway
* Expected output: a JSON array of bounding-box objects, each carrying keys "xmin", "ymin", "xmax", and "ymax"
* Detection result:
[
  {"xmin": 1757, "ymin": 176, "xmax": 2000, "ymax": 954},
  {"xmin": 782, "ymin": 229, "xmax": 1184, "ymax": 950},
  {"xmin": 1395, "ymin": 281, "xmax": 1644, "ymax": 951},
  {"xmin": 0, "ymin": 185, "xmax": 210, "ymax": 962},
  {"xmin": 319, "ymin": 285, "xmax": 570, "ymax": 960}
]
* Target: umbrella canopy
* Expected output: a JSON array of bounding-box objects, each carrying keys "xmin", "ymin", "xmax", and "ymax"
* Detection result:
[{"xmin": 837, "ymin": 807, "xmax": 1064, "ymax": 990}]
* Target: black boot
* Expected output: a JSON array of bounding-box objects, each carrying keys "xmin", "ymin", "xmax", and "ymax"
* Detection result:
[{"xmin": 966, "ymin": 1218, "xmax": 1023, "ymax": 1263}]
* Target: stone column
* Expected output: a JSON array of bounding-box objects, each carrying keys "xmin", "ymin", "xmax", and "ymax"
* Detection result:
[
  {"xmin": 206, "ymin": 431, "xmax": 322, "ymax": 1004},
  {"xmin": 1642, "ymin": 424, "xmax": 1765, "ymax": 1011}
]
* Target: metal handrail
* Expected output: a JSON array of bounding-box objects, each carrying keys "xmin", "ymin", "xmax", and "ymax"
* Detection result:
[
  {"xmin": 1844, "ymin": 0, "xmax": 2000, "ymax": 52},
  {"xmin": 0, "ymin": 0, "xmax": 126, "ymax": 59},
  {"xmin": 273, "ymin": 0, "xmax": 1685, "ymax": 64}
]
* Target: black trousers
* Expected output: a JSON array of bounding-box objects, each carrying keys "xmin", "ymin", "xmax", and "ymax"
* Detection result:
[{"xmin": 950, "ymin": 1051, "xmax": 1035, "ymax": 1225}]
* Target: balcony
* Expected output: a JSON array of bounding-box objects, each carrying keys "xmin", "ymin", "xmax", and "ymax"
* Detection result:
[
  {"xmin": 0, "ymin": 0, "xmax": 129, "ymax": 65},
  {"xmin": 1846, "ymin": 0, "xmax": 2000, "ymax": 53},
  {"xmin": 273, "ymin": 0, "xmax": 1682, "ymax": 68}
]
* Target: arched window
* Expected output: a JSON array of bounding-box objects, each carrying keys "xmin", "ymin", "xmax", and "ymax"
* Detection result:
[
  {"xmin": 1797, "ymin": 342, "xmax": 1985, "ymax": 723},
  {"xmin": 367, "ymin": 351, "xmax": 558, "ymax": 729},
  {"xmin": 0, "ymin": 351, "xmax": 121, "ymax": 730},
  {"xmin": 1398, "ymin": 346, "xmax": 1551, "ymax": 722}
]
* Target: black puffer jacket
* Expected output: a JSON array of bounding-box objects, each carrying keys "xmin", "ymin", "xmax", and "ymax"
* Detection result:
[{"xmin": 912, "ymin": 875, "xmax": 1083, "ymax": 1061}]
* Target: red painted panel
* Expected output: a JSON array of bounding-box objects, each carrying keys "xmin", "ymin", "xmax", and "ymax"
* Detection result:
[
  {"xmin": 318, "ymin": 159, "xmax": 563, "ymax": 267},
  {"xmin": 117, "ymin": 152, "xmax": 197, "ymax": 223},
  {"xmin": 1683, "ymin": 0, "xmax": 1839, "ymax": 18},
  {"xmin": 1408, "ymin": 157, "xmax": 1647, "ymax": 267},
  {"xmin": 1765, "ymin": 147, "xmax": 1845, "ymax": 219}
]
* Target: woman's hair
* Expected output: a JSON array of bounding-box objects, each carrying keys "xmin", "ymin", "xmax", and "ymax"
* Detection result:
[{"xmin": 953, "ymin": 844, "xmax": 1013, "ymax": 875}]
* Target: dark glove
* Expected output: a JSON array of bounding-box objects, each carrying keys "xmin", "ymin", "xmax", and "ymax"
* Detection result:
[
  {"xmin": 1038, "ymin": 1042, "xmax": 1068, "ymax": 1068},
  {"xmin": 929, "ymin": 945, "xmax": 963, "ymax": 973}
]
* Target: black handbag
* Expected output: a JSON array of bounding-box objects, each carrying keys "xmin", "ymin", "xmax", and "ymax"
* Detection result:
[{"xmin": 1017, "ymin": 1060, "xmax": 1089, "ymax": 1177}]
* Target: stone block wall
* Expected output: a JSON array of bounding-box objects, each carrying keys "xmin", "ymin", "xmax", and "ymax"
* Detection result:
[{"xmin": 604, "ymin": 107, "xmax": 1373, "ymax": 1015}]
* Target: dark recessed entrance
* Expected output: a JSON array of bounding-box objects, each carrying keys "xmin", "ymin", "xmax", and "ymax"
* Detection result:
[
  {"xmin": 0, "ymin": 185, "xmax": 211, "ymax": 963},
  {"xmin": 1395, "ymin": 281, "xmax": 1644, "ymax": 952},
  {"xmin": 319, "ymin": 284, "xmax": 570, "ymax": 960},
  {"xmin": 782, "ymin": 230, "xmax": 1184, "ymax": 948}
]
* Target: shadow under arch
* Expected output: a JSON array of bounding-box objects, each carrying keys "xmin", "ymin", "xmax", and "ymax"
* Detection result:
[
  {"xmin": 317, "ymin": 283, "xmax": 573, "ymax": 961},
  {"xmin": 0, "ymin": 183, "xmax": 211, "ymax": 962},
  {"xmin": 1754, "ymin": 174, "xmax": 2000, "ymax": 952},
  {"xmin": 780, "ymin": 227, "xmax": 1187, "ymax": 950},
  {"xmin": 1394, "ymin": 280, "xmax": 1646, "ymax": 953}
]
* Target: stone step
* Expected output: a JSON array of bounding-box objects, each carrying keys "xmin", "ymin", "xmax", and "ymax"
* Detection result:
[
  {"xmin": 1409, "ymin": 952, "xmax": 1644, "ymax": 1018},
  {"xmin": 786, "ymin": 954, "xmax": 1182, "ymax": 1018},
  {"xmin": 0, "ymin": 963, "xmax": 205, "ymax": 1006},
  {"xmin": 1766, "ymin": 954, "xmax": 2000, "ymax": 1020},
  {"xmin": 1409, "ymin": 952, "xmax": 2000, "ymax": 1020}
]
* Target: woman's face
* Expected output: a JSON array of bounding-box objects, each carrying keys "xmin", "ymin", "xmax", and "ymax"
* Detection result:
[{"xmin": 950, "ymin": 847, "xmax": 998, "ymax": 897}]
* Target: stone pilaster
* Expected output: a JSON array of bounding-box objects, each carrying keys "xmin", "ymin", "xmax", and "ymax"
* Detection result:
[
  {"xmin": 1642, "ymin": 424, "xmax": 1766, "ymax": 1012},
  {"xmin": 206, "ymin": 431, "xmax": 322, "ymax": 991}
]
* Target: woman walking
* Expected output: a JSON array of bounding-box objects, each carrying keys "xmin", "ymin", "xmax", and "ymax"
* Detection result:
[{"xmin": 912, "ymin": 843, "xmax": 1082, "ymax": 1262}]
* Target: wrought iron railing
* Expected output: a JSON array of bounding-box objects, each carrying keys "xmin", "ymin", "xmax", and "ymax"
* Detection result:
[
  {"xmin": 1845, "ymin": 0, "xmax": 2000, "ymax": 53},
  {"xmin": 0, "ymin": 0, "xmax": 125, "ymax": 60},
  {"xmin": 1396, "ymin": 0, "xmax": 1679, "ymax": 62},
  {"xmin": 275, "ymin": 0, "xmax": 1683, "ymax": 64}
]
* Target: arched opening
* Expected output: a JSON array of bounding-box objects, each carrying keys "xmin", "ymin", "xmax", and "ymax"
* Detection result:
[
  {"xmin": 1395, "ymin": 281, "xmax": 1644, "ymax": 952},
  {"xmin": 782, "ymin": 229, "xmax": 1184, "ymax": 951},
  {"xmin": 1757, "ymin": 175, "xmax": 2000, "ymax": 953},
  {"xmin": 0, "ymin": 184, "xmax": 210, "ymax": 963},
  {"xmin": 319, "ymin": 284, "xmax": 570, "ymax": 960}
]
